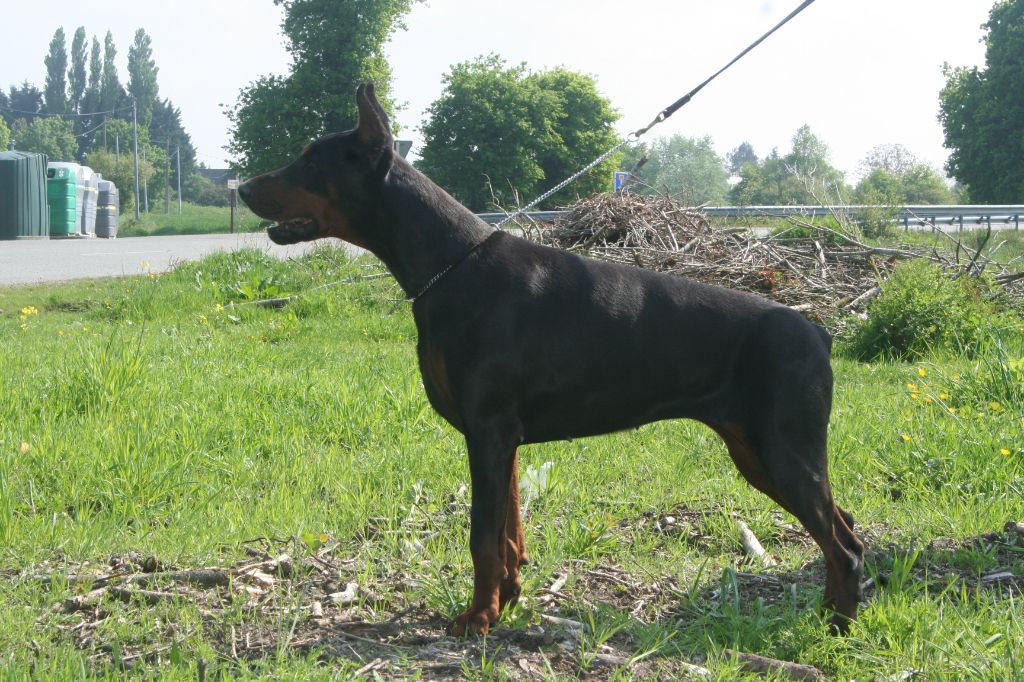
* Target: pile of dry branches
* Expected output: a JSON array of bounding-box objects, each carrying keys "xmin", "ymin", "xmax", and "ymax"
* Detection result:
[{"xmin": 519, "ymin": 193, "xmax": 1023, "ymax": 323}]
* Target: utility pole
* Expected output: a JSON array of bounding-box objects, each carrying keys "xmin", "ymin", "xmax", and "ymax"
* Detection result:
[
  {"xmin": 175, "ymin": 146, "xmax": 182, "ymax": 215},
  {"xmin": 165, "ymin": 139, "xmax": 171, "ymax": 214},
  {"xmin": 132, "ymin": 100, "xmax": 140, "ymax": 220}
]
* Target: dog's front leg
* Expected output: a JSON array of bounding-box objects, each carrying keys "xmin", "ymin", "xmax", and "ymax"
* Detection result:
[
  {"xmin": 499, "ymin": 449, "xmax": 528, "ymax": 613},
  {"xmin": 451, "ymin": 425, "xmax": 520, "ymax": 636}
]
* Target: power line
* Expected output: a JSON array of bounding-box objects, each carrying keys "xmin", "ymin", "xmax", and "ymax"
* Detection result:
[{"xmin": 0, "ymin": 103, "xmax": 133, "ymax": 118}]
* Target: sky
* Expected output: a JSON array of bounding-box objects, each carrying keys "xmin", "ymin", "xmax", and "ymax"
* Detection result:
[{"xmin": 1, "ymin": 0, "xmax": 993, "ymax": 183}]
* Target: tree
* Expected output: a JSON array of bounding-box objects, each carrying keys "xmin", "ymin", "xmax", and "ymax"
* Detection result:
[
  {"xmin": 939, "ymin": 0, "xmax": 1024, "ymax": 202},
  {"xmin": 84, "ymin": 35, "xmax": 102, "ymax": 111},
  {"xmin": 726, "ymin": 142, "xmax": 758, "ymax": 174},
  {"xmin": 855, "ymin": 145, "xmax": 953, "ymax": 206},
  {"xmin": 8, "ymin": 82, "xmax": 43, "ymax": 117},
  {"xmin": 68, "ymin": 27, "xmax": 88, "ymax": 113},
  {"xmin": 43, "ymin": 28, "xmax": 68, "ymax": 115},
  {"xmin": 626, "ymin": 134, "xmax": 729, "ymax": 205},
  {"xmin": 859, "ymin": 143, "xmax": 919, "ymax": 177},
  {"xmin": 151, "ymin": 97, "xmax": 198, "ymax": 196},
  {"xmin": 0, "ymin": 117, "xmax": 10, "ymax": 150},
  {"xmin": 9, "ymin": 117, "xmax": 77, "ymax": 160},
  {"xmin": 730, "ymin": 125, "xmax": 847, "ymax": 205},
  {"xmin": 418, "ymin": 55, "xmax": 620, "ymax": 211},
  {"xmin": 86, "ymin": 148, "xmax": 155, "ymax": 210},
  {"xmin": 127, "ymin": 29, "xmax": 159, "ymax": 128},
  {"xmin": 899, "ymin": 165, "xmax": 954, "ymax": 204},
  {"xmin": 227, "ymin": 0, "xmax": 415, "ymax": 175},
  {"xmin": 530, "ymin": 68, "xmax": 620, "ymax": 206},
  {"xmin": 100, "ymin": 31, "xmax": 124, "ymax": 113}
]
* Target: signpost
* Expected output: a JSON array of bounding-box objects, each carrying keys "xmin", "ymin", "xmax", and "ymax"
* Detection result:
[{"xmin": 227, "ymin": 179, "xmax": 239, "ymax": 233}]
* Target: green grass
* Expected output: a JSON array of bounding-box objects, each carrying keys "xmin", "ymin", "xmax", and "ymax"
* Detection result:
[
  {"xmin": 117, "ymin": 202, "xmax": 265, "ymax": 237},
  {"xmin": 1, "ymin": 247, "xmax": 1022, "ymax": 679}
]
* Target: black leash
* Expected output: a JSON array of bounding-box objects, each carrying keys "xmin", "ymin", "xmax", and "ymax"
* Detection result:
[
  {"xmin": 631, "ymin": 0, "xmax": 819, "ymax": 138},
  {"xmin": 495, "ymin": 0, "xmax": 820, "ymax": 228}
]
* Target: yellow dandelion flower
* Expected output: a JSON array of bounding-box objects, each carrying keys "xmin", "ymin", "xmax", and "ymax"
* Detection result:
[
  {"xmin": 906, "ymin": 383, "xmax": 918, "ymax": 391},
  {"xmin": 1000, "ymin": 449, "xmax": 1012, "ymax": 456},
  {"xmin": 901, "ymin": 433, "xmax": 912, "ymax": 442},
  {"xmin": 923, "ymin": 396, "xmax": 933, "ymax": 403},
  {"xmin": 20, "ymin": 306, "xmax": 38, "ymax": 316},
  {"xmin": 198, "ymin": 314, "xmax": 209, "ymax": 324},
  {"xmin": 58, "ymin": 329, "xmax": 65, "ymax": 336},
  {"xmin": 215, "ymin": 303, "xmax": 225, "ymax": 312},
  {"xmin": 918, "ymin": 367, "xmax": 928, "ymax": 377},
  {"xmin": 20, "ymin": 442, "xmax": 31, "ymax": 454},
  {"xmin": 990, "ymin": 402, "xmax": 1003, "ymax": 412},
  {"xmin": 319, "ymin": 533, "xmax": 329, "ymax": 543},
  {"xmin": 20, "ymin": 323, "xmax": 28, "ymax": 331},
  {"xmin": 938, "ymin": 393, "xmax": 949, "ymax": 401},
  {"xmin": 910, "ymin": 392, "xmax": 920, "ymax": 400}
]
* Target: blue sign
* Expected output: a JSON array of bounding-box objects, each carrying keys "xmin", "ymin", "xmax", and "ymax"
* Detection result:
[{"xmin": 614, "ymin": 171, "xmax": 630, "ymax": 192}]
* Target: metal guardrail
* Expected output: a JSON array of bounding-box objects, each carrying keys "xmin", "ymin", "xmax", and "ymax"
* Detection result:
[{"xmin": 479, "ymin": 206, "xmax": 1024, "ymax": 230}]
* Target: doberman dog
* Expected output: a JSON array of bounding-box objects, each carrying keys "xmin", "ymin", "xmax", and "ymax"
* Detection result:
[{"xmin": 239, "ymin": 84, "xmax": 865, "ymax": 635}]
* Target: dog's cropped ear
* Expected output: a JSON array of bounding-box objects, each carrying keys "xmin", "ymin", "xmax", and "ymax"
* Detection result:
[{"xmin": 356, "ymin": 83, "xmax": 394, "ymax": 151}]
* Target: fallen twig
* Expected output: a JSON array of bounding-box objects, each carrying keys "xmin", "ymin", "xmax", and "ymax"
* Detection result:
[{"xmin": 724, "ymin": 649, "xmax": 826, "ymax": 681}]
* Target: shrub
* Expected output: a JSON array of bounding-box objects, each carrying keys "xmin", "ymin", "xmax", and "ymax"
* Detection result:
[{"xmin": 844, "ymin": 259, "xmax": 998, "ymax": 361}]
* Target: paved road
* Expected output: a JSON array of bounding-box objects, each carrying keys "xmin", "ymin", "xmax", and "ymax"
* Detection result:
[{"xmin": 0, "ymin": 233, "xmax": 361, "ymax": 286}]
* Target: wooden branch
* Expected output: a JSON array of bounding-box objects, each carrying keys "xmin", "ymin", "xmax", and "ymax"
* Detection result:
[{"xmin": 724, "ymin": 649, "xmax": 826, "ymax": 681}]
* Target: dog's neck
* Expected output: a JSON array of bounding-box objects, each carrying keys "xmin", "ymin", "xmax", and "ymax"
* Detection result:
[{"xmin": 361, "ymin": 158, "xmax": 495, "ymax": 299}]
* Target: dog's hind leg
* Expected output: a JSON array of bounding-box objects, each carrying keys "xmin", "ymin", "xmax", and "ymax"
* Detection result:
[
  {"xmin": 713, "ymin": 423, "xmax": 864, "ymax": 634},
  {"xmin": 451, "ymin": 421, "xmax": 522, "ymax": 636}
]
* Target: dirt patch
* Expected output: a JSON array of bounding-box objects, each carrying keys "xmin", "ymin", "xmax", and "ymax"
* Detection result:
[{"xmin": 13, "ymin": 518, "xmax": 1023, "ymax": 678}]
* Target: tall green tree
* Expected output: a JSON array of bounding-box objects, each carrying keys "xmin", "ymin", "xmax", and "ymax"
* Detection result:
[
  {"xmin": 8, "ymin": 82, "xmax": 43, "ymax": 117},
  {"xmin": 0, "ymin": 90, "xmax": 10, "ymax": 127},
  {"xmin": 0, "ymin": 117, "xmax": 10, "ymax": 151},
  {"xmin": 68, "ymin": 27, "xmax": 88, "ymax": 113},
  {"xmin": 726, "ymin": 142, "xmax": 758, "ymax": 174},
  {"xmin": 418, "ymin": 55, "xmax": 620, "ymax": 211},
  {"xmin": 84, "ymin": 36, "xmax": 102, "ymax": 111},
  {"xmin": 227, "ymin": 0, "xmax": 415, "ymax": 175},
  {"xmin": 624, "ymin": 134, "xmax": 729, "ymax": 205},
  {"xmin": 151, "ymin": 97, "xmax": 197, "ymax": 193},
  {"xmin": 730, "ymin": 125, "xmax": 847, "ymax": 205},
  {"xmin": 10, "ymin": 117, "xmax": 77, "ymax": 160},
  {"xmin": 100, "ymin": 31, "xmax": 124, "ymax": 113},
  {"xmin": 127, "ymin": 28, "xmax": 159, "ymax": 128},
  {"xmin": 939, "ymin": 0, "xmax": 1024, "ymax": 202},
  {"xmin": 43, "ymin": 28, "xmax": 68, "ymax": 115},
  {"xmin": 531, "ymin": 68, "xmax": 620, "ymax": 206}
]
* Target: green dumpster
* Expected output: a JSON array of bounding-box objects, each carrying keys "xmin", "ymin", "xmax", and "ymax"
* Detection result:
[
  {"xmin": 47, "ymin": 166, "xmax": 78, "ymax": 236},
  {"xmin": 0, "ymin": 151, "xmax": 49, "ymax": 239}
]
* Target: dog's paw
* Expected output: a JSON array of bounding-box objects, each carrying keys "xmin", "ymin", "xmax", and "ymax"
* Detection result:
[{"xmin": 450, "ymin": 607, "xmax": 496, "ymax": 637}]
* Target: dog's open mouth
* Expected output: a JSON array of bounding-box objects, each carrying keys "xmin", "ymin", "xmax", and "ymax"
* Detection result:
[{"xmin": 267, "ymin": 218, "xmax": 320, "ymax": 245}]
